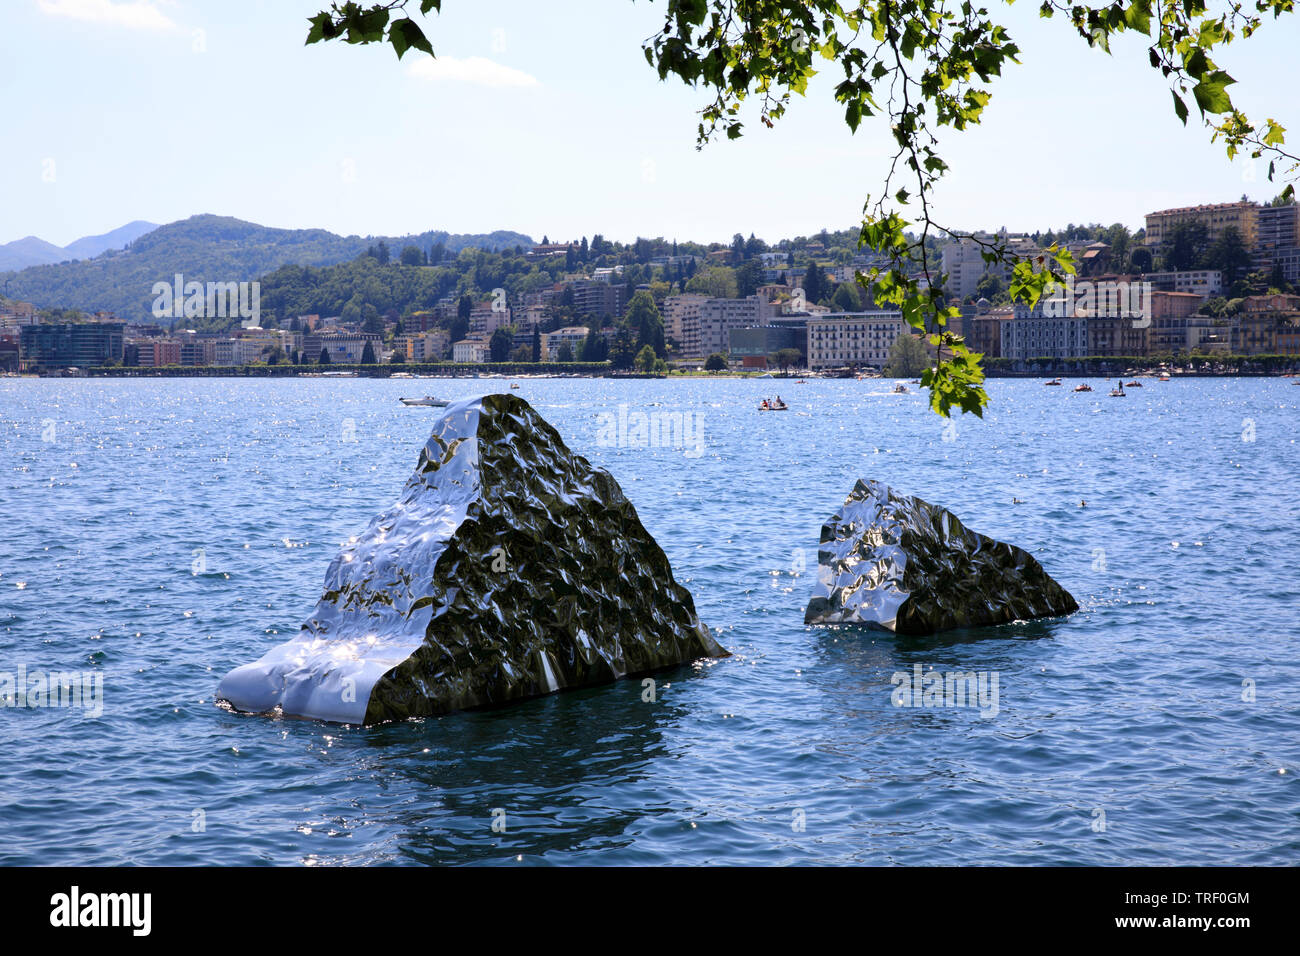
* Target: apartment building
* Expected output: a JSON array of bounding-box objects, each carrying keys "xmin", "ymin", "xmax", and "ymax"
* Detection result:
[
  {"xmin": 301, "ymin": 332, "xmax": 382, "ymax": 363},
  {"xmin": 1257, "ymin": 203, "xmax": 1300, "ymax": 279},
  {"xmin": 1272, "ymin": 247, "xmax": 1300, "ymax": 284},
  {"xmin": 546, "ymin": 326, "xmax": 591, "ymax": 359},
  {"xmin": 468, "ymin": 302, "xmax": 511, "ymax": 336},
  {"xmin": 966, "ymin": 307, "xmax": 1012, "ymax": 359},
  {"xmin": 1148, "ymin": 291, "xmax": 1209, "ymax": 353},
  {"xmin": 1145, "ymin": 269, "xmax": 1223, "ymax": 297},
  {"xmin": 1087, "ymin": 316, "xmax": 1148, "ymax": 357},
  {"xmin": 1001, "ymin": 300, "xmax": 1088, "ymax": 361},
  {"xmin": 569, "ymin": 281, "xmax": 627, "ymax": 321},
  {"xmin": 398, "ymin": 329, "xmax": 450, "ymax": 362},
  {"xmin": 0, "ymin": 300, "xmax": 39, "ymax": 328},
  {"xmin": 136, "ymin": 340, "xmax": 182, "ymax": 367},
  {"xmin": 661, "ymin": 293, "xmax": 709, "ymax": 346},
  {"xmin": 1232, "ymin": 293, "xmax": 1300, "ymax": 354},
  {"xmin": 1143, "ymin": 201, "xmax": 1259, "ymax": 248},
  {"xmin": 806, "ymin": 311, "xmax": 906, "ymax": 370},
  {"xmin": 682, "ymin": 295, "xmax": 776, "ymax": 360},
  {"xmin": 512, "ymin": 304, "xmax": 547, "ymax": 329},
  {"xmin": 941, "ymin": 232, "xmax": 1039, "ymax": 301}
]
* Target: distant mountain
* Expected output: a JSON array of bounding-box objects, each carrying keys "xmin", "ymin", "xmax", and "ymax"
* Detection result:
[
  {"xmin": 0, "ymin": 221, "xmax": 159, "ymax": 271},
  {"xmin": 0, "ymin": 236, "xmax": 69, "ymax": 272},
  {"xmin": 62, "ymin": 220, "xmax": 159, "ymax": 261},
  {"xmin": 0, "ymin": 215, "xmax": 534, "ymax": 321}
]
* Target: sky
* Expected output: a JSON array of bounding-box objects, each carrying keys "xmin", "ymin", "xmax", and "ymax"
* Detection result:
[{"xmin": 1, "ymin": 0, "xmax": 1296, "ymax": 248}]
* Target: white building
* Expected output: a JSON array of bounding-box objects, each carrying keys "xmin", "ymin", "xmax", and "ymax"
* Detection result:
[
  {"xmin": 211, "ymin": 337, "xmax": 270, "ymax": 365},
  {"xmin": 452, "ymin": 337, "xmax": 490, "ymax": 363},
  {"xmin": 547, "ymin": 326, "xmax": 591, "ymax": 359},
  {"xmin": 1145, "ymin": 269, "xmax": 1224, "ymax": 297},
  {"xmin": 806, "ymin": 311, "xmax": 905, "ymax": 369},
  {"xmin": 682, "ymin": 295, "xmax": 776, "ymax": 360}
]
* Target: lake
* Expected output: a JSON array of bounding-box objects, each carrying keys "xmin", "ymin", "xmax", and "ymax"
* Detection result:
[{"xmin": 1, "ymin": 375, "xmax": 1296, "ymax": 864}]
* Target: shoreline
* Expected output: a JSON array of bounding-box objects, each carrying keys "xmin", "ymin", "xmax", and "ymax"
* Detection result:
[{"xmin": 9, "ymin": 364, "xmax": 1300, "ymax": 380}]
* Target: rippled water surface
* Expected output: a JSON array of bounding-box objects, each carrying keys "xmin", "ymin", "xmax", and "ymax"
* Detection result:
[{"xmin": 1, "ymin": 376, "xmax": 1297, "ymax": 865}]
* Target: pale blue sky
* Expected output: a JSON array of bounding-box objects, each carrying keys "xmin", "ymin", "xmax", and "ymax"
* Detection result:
[{"xmin": 2, "ymin": 0, "xmax": 1295, "ymax": 247}]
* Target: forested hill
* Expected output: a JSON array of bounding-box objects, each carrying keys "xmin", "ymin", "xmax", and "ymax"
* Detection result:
[{"xmin": 0, "ymin": 214, "xmax": 533, "ymax": 321}]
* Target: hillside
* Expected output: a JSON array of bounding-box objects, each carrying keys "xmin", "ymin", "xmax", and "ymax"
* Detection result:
[{"xmin": 0, "ymin": 215, "xmax": 534, "ymax": 321}]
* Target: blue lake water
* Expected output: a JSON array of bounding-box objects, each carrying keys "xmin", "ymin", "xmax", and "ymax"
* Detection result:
[{"xmin": 1, "ymin": 375, "xmax": 1297, "ymax": 865}]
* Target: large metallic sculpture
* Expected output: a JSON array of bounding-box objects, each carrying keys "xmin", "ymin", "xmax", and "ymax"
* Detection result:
[
  {"xmin": 218, "ymin": 394, "xmax": 727, "ymax": 724},
  {"xmin": 805, "ymin": 479, "xmax": 1078, "ymax": 635}
]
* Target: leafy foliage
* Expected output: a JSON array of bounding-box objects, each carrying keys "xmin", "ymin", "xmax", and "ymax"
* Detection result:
[{"xmin": 884, "ymin": 331, "xmax": 932, "ymax": 378}]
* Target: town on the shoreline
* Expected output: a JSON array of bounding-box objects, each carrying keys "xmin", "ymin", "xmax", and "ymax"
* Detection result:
[{"xmin": 4, "ymin": 196, "xmax": 1299, "ymax": 378}]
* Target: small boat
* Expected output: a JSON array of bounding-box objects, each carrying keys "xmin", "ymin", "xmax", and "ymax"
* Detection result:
[
  {"xmin": 510, "ymin": 383, "xmax": 520, "ymax": 389},
  {"xmin": 893, "ymin": 384, "xmax": 908, "ymax": 394},
  {"xmin": 1124, "ymin": 380, "xmax": 1142, "ymax": 388},
  {"xmin": 758, "ymin": 399, "xmax": 789, "ymax": 411},
  {"xmin": 1044, "ymin": 378, "xmax": 1062, "ymax": 386},
  {"xmin": 1074, "ymin": 383, "xmax": 1093, "ymax": 393},
  {"xmin": 795, "ymin": 379, "xmax": 807, "ymax": 384},
  {"xmin": 399, "ymin": 396, "xmax": 450, "ymax": 407},
  {"xmin": 1158, "ymin": 372, "xmax": 1171, "ymax": 382}
]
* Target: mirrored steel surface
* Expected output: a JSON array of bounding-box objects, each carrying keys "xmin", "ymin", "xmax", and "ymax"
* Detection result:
[{"xmin": 805, "ymin": 479, "xmax": 1078, "ymax": 635}]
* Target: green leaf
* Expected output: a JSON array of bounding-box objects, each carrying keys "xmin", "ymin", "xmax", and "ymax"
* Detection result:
[
  {"xmin": 1192, "ymin": 77, "xmax": 1232, "ymax": 115},
  {"xmin": 1125, "ymin": 3, "xmax": 1152, "ymax": 34},
  {"xmin": 305, "ymin": 13, "xmax": 334, "ymax": 45},
  {"xmin": 1172, "ymin": 91, "xmax": 1189, "ymax": 125},
  {"xmin": 845, "ymin": 99, "xmax": 862, "ymax": 132},
  {"xmin": 389, "ymin": 18, "xmax": 433, "ymax": 59}
]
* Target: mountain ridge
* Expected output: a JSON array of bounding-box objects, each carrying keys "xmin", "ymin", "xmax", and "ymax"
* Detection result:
[
  {"xmin": 0, "ymin": 214, "xmax": 535, "ymax": 321},
  {"xmin": 0, "ymin": 221, "xmax": 159, "ymax": 271}
]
